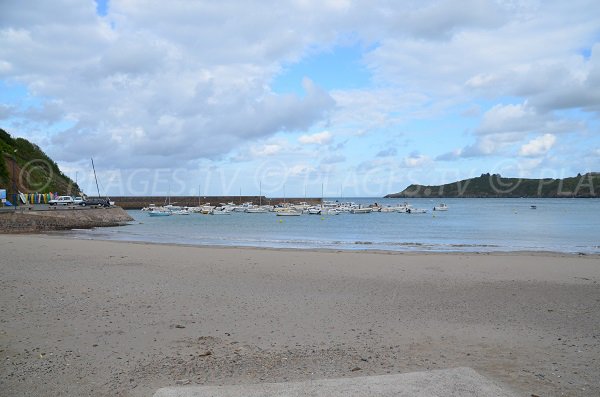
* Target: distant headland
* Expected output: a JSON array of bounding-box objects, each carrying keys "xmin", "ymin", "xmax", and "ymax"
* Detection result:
[{"xmin": 385, "ymin": 173, "xmax": 600, "ymax": 198}]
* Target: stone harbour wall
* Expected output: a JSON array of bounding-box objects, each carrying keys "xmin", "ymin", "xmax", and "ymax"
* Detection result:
[{"xmin": 0, "ymin": 207, "xmax": 134, "ymax": 233}]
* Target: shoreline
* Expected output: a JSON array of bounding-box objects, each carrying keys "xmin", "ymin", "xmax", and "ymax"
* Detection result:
[
  {"xmin": 47, "ymin": 230, "xmax": 600, "ymax": 258},
  {"xmin": 1, "ymin": 234, "xmax": 599, "ymax": 396}
]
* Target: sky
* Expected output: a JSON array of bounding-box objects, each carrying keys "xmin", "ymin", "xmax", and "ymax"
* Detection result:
[{"xmin": 1, "ymin": 0, "xmax": 599, "ymax": 197}]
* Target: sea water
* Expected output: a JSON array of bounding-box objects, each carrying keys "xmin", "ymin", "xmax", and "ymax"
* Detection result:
[{"xmin": 67, "ymin": 198, "xmax": 600, "ymax": 254}]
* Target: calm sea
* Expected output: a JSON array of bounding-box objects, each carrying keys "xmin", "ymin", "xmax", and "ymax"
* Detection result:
[{"xmin": 66, "ymin": 198, "xmax": 600, "ymax": 254}]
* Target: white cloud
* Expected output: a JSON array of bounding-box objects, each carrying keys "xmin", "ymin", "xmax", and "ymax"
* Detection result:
[
  {"xmin": 251, "ymin": 144, "xmax": 283, "ymax": 157},
  {"xmin": 288, "ymin": 163, "xmax": 316, "ymax": 177},
  {"xmin": 448, "ymin": 102, "xmax": 582, "ymax": 158},
  {"xmin": 402, "ymin": 153, "xmax": 431, "ymax": 168},
  {"xmin": 476, "ymin": 103, "xmax": 540, "ymax": 135},
  {"xmin": 447, "ymin": 132, "xmax": 523, "ymax": 158},
  {"xmin": 519, "ymin": 134, "xmax": 557, "ymax": 157},
  {"xmin": 1, "ymin": 0, "xmax": 599, "ymax": 194},
  {"xmin": 436, "ymin": 148, "xmax": 462, "ymax": 161},
  {"xmin": 298, "ymin": 130, "xmax": 332, "ymax": 145},
  {"xmin": 404, "ymin": 0, "xmax": 508, "ymax": 40},
  {"xmin": 0, "ymin": 0, "xmax": 339, "ymax": 167},
  {"xmin": 475, "ymin": 102, "xmax": 580, "ymax": 137}
]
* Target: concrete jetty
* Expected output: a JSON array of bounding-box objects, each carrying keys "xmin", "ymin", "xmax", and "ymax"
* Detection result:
[{"xmin": 0, "ymin": 206, "xmax": 133, "ymax": 233}]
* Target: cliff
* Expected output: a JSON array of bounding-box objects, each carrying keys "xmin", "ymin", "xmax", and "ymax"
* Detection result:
[{"xmin": 0, "ymin": 128, "xmax": 80, "ymax": 196}]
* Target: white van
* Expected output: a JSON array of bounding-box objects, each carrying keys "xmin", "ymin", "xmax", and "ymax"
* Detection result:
[{"xmin": 48, "ymin": 196, "xmax": 74, "ymax": 205}]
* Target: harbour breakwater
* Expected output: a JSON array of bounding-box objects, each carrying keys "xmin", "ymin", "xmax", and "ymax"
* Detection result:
[
  {"xmin": 0, "ymin": 207, "xmax": 133, "ymax": 233},
  {"xmin": 111, "ymin": 196, "xmax": 323, "ymax": 209}
]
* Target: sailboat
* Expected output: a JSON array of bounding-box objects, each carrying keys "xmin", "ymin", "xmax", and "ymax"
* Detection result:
[{"xmin": 246, "ymin": 181, "xmax": 268, "ymax": 213}]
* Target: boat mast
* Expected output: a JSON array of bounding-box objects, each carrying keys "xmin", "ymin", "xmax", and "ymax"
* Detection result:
[
  {"xmin": 91, "ymin": 158, "xmax": 101, "ymax": 197},
  {"xmin": 259, "ymin": 181, "xmax": 262, "ymax": 206}
]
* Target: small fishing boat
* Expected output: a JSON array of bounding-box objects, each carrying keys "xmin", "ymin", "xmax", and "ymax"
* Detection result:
[
  {"xmin": 245, "ymin": 207, "xmax": 269, "ymax": 213},
  {"xmin": 201, "ymin": 204, "xmax": 215, "ymax": 214},
  {"xmin": 433, "ymin": 203, "xmax": 448, "ymax": 211},
  {"xmin": 148, "ymin": 209, "xmax": 172, "ymax": 217},
  {"xmin": 350, "ymin": 207, "xmax": 372, "ymax": 214},
  {"xmin": 211, "ymin": 208, "xmax": 232, "ymax": 215},
  {"xmin": 276, "ymin": 210, "xmax": 301, "ymax": 216},
  {"xmin": 407, "ymin": 208, "xmax": 427, "ymax": 214}
]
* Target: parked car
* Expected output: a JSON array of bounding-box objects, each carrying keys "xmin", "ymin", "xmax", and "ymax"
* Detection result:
[
  {"xmin": 73, "ymin": 196, "xmax": 84, "ymax": 205},
  {"xmin": 48, "ymin": 196, "xmax": 74, "ymax": 205},
  {"xmin": 80, "ymin": 197, "xmax": 111, "ymax": 207}
]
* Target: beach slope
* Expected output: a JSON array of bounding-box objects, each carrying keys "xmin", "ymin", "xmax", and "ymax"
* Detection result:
[{"xmin": 0, "ymin": 235, "xmax": 598, "ymax": 396}]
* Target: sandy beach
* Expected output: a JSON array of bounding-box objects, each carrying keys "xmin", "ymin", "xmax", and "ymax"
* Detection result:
[{"xmin": 1, "ymin": 235, "xmax": 599, "ymax": 396}]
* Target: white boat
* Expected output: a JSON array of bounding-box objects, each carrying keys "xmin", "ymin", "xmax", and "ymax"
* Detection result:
[
  {"xmin": 200, "ymin": 204, "xmax": 215, "ymax": 214},
  {"xmin": 276, "ymin": 210, "xmax": 301, "ymax": 216},
  {"xmin": 350, "ymin": 207, "xmax": 372, "ymax": 214},
  {"xmin": 233, "ymin": 202, "xmax": 253, "ymax": 212},
  {"xmin": 323, "ymin": 208, "xmax": 340, "ymax": 215},
  {"xmin": 148, "ymin": 210, "xmax": 172, "ymax": 217},
  {"xmin": 433, "ymin": 203, "xmax": 448, "ymax": 211},
  {"xmin": 307, "ymin": 207, "xmax": 321, "ymax": 215},
  {"xmin": 407, "ymin": 208, "xmax": 427, "ymax": 214},
  {"xmin": 211, "ymin": 208, "xmax": 232, "ymax": 215},
  {"xmin": 245, "ymin": 207, "xmax": 268, "ymax": 213}
]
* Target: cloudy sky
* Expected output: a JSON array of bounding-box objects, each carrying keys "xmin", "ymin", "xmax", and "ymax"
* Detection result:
[{"xmin": 1, "ymin": 0, "xmax": 599, "ymax": 197}]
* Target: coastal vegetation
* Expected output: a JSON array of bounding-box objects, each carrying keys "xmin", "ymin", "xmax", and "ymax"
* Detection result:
[
  {"xmin": 0, "ymin": 128, "xmax": 79, "ymax": 194},
  {"xmin": 385, "ymin": 173, "xmax": 600, "ymax": 198}
]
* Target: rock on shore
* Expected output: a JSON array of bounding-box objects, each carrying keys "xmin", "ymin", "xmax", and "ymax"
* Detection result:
[{"xmin": 0, "ymin": 207, "xmax": 133, "ymax": 233}]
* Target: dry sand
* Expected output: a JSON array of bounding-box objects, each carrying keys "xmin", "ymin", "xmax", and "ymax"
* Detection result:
[{"xmin": 0, "ymin": 234, "xmax": 599, "ymax": 396}]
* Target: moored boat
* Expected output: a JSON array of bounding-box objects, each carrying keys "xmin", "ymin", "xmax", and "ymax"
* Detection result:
[
  {"xmin": 245, "ymin": 207, "xmax": 269, "ymax": 213},
  {"xmin": 276, "ymin": 210, "xmax": 301, "ymax": 216},
  {"xmin": 148, "ymin": 209, "xmax": 172, "ymax": 217},
  {"xmin": 211, "ymin": 208, "xmax": 232, "ymax": 215},
  {"xmin": 350, "ymin": 207, "xmax": 372, "ymax": 214}
]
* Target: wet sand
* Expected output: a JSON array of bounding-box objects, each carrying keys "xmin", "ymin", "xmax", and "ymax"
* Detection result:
[{"xmin": 0, "ymin": 234, "xmax": 599, "ymax": 396}]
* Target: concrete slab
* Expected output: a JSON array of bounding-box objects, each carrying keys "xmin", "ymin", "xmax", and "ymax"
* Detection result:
[{"xmin": 153, "ymin": 367, "xmax": 518, "ymax": 397}]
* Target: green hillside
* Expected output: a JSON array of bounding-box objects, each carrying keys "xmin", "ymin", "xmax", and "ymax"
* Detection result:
[
  {"xmin": 385, "ymin": 173, "xmax": 600, "ymax": 198},
  {"xmin": 0, "ymin": 128, "xmax": 80, "ymax": 196}
]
